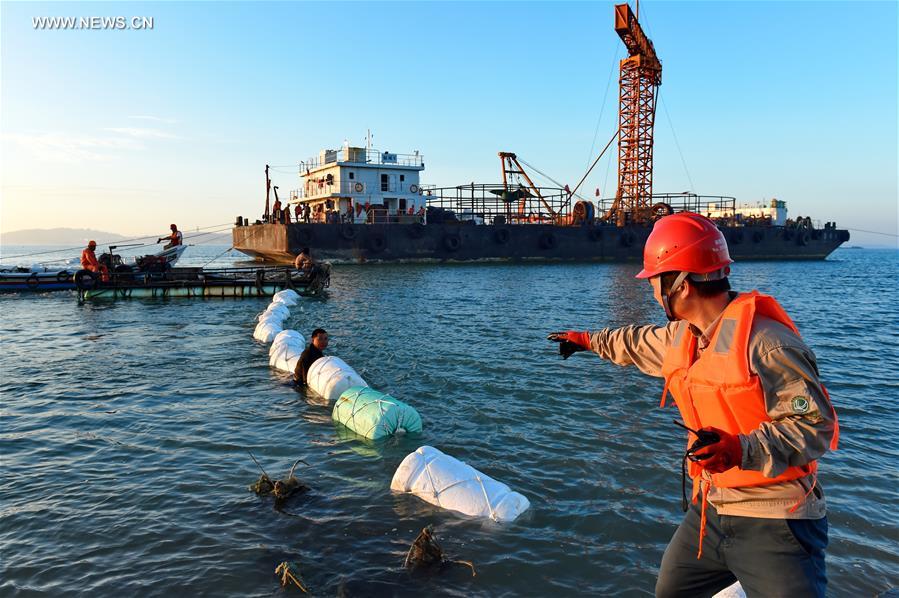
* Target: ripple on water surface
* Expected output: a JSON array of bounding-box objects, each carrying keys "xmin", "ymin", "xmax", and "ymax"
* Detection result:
[{"xmin": 1, "ymin": 247, "xmax": 898, "ymax": 596}]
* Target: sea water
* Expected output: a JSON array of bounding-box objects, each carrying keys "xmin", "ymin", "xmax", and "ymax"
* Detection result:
[{"xmin": 1, "ymin": 246, "xmax": 897, "ymax": 596}]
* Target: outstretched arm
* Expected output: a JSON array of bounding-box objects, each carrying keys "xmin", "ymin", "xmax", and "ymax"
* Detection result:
[{"xmin": 549, "ymin": 321, "xmax": 680, "ymax": 378}]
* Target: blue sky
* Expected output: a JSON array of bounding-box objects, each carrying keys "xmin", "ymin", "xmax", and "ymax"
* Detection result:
[{"xmin": 1, "ymin": 1, "xmax": 896, "ymax": 246}]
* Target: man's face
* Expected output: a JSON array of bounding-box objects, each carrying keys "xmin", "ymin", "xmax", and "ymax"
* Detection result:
[{"xmin": 313, "ymin": 333, "xmax": 328, "ymax": 350}]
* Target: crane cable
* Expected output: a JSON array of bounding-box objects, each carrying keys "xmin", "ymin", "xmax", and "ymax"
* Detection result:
[
  {"xmin": 200, "ymin": 222, "xmax": 269, "ymax": 268},
  {"xmin": 569, "ymin": 129, "xmax": 620, "ymax": 200},
  {"xmin": 659, "ymin": 91, "xmax": 696, "ymax": 193},
  {"xmin": 517, "ymin": 158, "xmax": 589, "ymax": 204},
  {"xmin": 0, "ymin": 222, "xmax": 236, "ymax": 261},
  {"xmin": 586, "ymin": 44, "xmax": 622, "ymax": 172}
]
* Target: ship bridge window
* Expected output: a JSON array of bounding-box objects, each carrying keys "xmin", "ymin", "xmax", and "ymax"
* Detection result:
[
  {"xmin": 349, "ymin": 172, "xmax": 354, "ymax": 180},
  {"xmin": 381, "ymin": 174, "xmax": 389, "ymax": 192},
  {"xmin": 400, "ymin": 175, "xmax": 405, "ymax": 182}
]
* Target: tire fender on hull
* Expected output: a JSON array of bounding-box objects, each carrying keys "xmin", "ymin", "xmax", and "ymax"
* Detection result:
[
  {"xmin": 74, "ymin": 270, "xmax": 98, "ymax": 290},
  {"xmin": 539, "ymin": 232, "xmax": 557, "ymax": 250},
  {"xmin": 368, "ymin": 234, "xmax": 387, "ymax": 253},
  {"xmin": 443, "ymin": 233, "xmax": 461, "ymax": 252}
]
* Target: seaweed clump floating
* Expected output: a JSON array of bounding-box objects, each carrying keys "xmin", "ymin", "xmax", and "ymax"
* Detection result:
[
  {"xmin": 275, "ymin": 561, "xmax": 308, "ymax": 592},
  {"xmin": 403, "ymin": 526, "xmax": 476, "ymax": 577},
  {"xmin": 247, "ymin": 451, "xmax": 309, "ymax": 509}
]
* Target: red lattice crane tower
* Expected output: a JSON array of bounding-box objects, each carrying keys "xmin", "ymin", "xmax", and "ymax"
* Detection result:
[{"xmin": 612, "ymin": 3, "xmax": 662, "ymax": 226}]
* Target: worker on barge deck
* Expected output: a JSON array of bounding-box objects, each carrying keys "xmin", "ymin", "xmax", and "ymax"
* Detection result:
[
  {"xmin": 294, "ymin": 328, "xmax": 328, "ymax": 386},
  {"xmin": 157, "ymin": 224, "xmax": 182, "ymax": 249},
  {"xmin": 549, "ymin": 212, "xmax": 838, "ymax": 597},
  {"xmin": 80, "ymin": 240, "xmax": 110, "ymax": 282}
]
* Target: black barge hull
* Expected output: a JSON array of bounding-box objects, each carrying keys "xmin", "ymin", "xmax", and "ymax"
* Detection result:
[{"xmin": 233, "ymin": 223, "xmax": 849, "ymax": 264}]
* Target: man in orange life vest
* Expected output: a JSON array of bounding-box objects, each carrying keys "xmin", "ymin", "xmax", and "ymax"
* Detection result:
[
  {"xmin": 549, "ymin": 213, "xmax": 837, "ymax": 597},
  {"xmin": 80, "ymin": 240, "xmax": 110, "ymax": 282},
  {"xmin": 157, "ymin": 224, "xmax": 182, "ymax": 249}
]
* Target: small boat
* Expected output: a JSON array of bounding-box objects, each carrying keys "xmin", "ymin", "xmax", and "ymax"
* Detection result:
[
  {"xmin": 0, "ymin": 265, "xmax": 80, "ymax": 292},
  {"xmin": 0, "ymin": 245, "xmax": 187, "ymax": 293},
  {"xmin": 77, "ymin": 264, "xmax": 330, "ymax": 300}
]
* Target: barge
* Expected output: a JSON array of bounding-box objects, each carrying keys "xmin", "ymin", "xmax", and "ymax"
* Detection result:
[{"xmin": 231, "ymin": 153, "xmax": 848, "ymax": 264}]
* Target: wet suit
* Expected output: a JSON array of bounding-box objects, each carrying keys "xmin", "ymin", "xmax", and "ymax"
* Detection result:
[{"xmin": 293, "ymin": 344, "xmax": 323, "ymax": 386}]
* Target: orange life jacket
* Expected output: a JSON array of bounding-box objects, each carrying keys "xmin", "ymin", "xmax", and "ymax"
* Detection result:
[
  {"xmin": 660, "ymin": 291, "xmax": 839, "ymax": 555},
  {"xmin": 81, "ymin": 248, "xmax": 99, "ymax": 270}
]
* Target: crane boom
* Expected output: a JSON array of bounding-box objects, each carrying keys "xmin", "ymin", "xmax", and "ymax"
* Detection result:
[
  {"xmin": 611, "ymin": 2, "xmax": 662, "ymax": 226},
  {"xmin": 614, "ymin": 3, "xmax": 662, "ymax": 80}
]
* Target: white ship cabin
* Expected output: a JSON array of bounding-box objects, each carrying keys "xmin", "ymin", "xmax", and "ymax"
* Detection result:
[
  {"xmin": 289, "ymin": 145, "xmax": 426, "ymax": 224},
  {"xmin": 706, "ymin": 199, "xmax": 787, "ymax": 226}
]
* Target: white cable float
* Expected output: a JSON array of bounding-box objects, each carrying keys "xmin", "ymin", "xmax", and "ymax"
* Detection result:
[
  {"xmin": 271, "ymin": 289, "xmax": 300, "ymax": 306},
  {"xmin": 332, "ymin": 386, "xmax": 422, "ymax": 440},
  {"xmin": 261, "ymin": 302, "xmax": 290, "ymax": 322},
  {"xmin": 306, "ymin": 356, "xmax": 368, "ymax": 403},
  {"xmin": 269, "ymin": 330, "xmax": 306, "ymax": 372},
  {"xmin": 253, "ymin": 318, "xmax": 283, "ymax": 343},
  {"xmin": 390, "ymin": 446, "xmax": 530, "ymax": 522},
  {"xmin": 269, "ymin": 329, "xmax": 304, "ymax": 352}
]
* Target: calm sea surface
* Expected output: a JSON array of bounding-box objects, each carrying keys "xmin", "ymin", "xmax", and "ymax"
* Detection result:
[{"xmin": 1, "ymin": 245, "xmax": 897, "ymax": 597}]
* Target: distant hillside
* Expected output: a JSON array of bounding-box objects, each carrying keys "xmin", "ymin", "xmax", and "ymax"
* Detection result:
[
  {"xmin": 1, "ymin": 228, "xmax": 233, "ymax": 246},
  {"xmin": 1, "ymin": 228, "xmax": 128, "ymax": 246}
]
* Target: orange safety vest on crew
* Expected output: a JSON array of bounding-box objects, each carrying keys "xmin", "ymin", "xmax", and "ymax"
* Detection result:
[
  {"xmin": 660, "ymin": 291, "xmax": 839, "ymax": 556},
  {"xmin": 81, "ymin": 249, "xmax": 100, "ymax": 270}
]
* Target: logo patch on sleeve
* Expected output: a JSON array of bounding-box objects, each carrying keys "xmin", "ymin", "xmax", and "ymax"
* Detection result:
[{"xmin": 791, "ymin": 396, "xmax": 810, "ymax": 414}]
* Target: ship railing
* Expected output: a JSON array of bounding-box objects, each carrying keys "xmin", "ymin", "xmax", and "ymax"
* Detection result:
[
  {"xmin": 292, "ymin": 180, "xmax": 428, "ymax": 200},
  {"xmin": 593, "ymin": 193, "xmax": 741, "ymax": 226},
  {"xmin": 303, "ymin": 209, "xmax": 426, "ymax": 225},
  {"xmin": 424, "ymin": 183, "xmax": 575, "ymax": 225},
  {"xmin": 299, "ymin": 148, "xmax": 424, "ymax": 172}
]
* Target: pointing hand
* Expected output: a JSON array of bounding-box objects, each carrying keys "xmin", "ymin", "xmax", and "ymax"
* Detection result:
[{"xmin": 547, "ymin": 331, "xmax": 591, "ymax": 359}]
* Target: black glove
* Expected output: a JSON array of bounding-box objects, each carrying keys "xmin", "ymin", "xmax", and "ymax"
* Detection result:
[{"xmin": 547, "ymin": 331, "xmax": 590, "ymax": 359}]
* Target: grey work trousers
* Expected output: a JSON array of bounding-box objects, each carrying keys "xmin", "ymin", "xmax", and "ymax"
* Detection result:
[{"xmin": 655, "ymin": 502, "xmax": 828, "ymax": 598}]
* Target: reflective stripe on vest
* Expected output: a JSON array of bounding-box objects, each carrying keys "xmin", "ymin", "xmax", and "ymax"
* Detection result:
[{"xmin": 660, "ymin": 291, "xmax": 839, "ymax": 499}]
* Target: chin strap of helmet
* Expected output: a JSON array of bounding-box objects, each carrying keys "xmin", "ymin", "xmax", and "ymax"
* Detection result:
[{"xmin": 662, "ymin": 271, "xmax": 691, "ymax": 321}]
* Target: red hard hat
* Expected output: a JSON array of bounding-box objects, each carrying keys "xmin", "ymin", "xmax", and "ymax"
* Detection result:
[{"xmin": 635, "ymin": 212, "xmax": 732, "ymax": 279}]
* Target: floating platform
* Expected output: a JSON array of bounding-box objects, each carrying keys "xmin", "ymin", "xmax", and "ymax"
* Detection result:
[{"xmin": 77, "ymin": 265, "xmax": 330, "ymax": 300}]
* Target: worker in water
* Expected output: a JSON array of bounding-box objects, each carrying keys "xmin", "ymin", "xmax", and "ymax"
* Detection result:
[
  {"xmin": 294, "ymin": 328, "xmax": 328, "ymax": 386},
  {"xmin": 294, "ymin": 247, "xmax": 315, "ymax": 271},
  {"xmin": 549, "ymin": 212, "xmax": 837, "ymax": 597},
  {"xmin": 157, "ymin": 224, "xmax": 182, "ymax": 249},
  {"xmin": 80, "ymin": 240, "xmax": 110, "ymax": 281}
]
